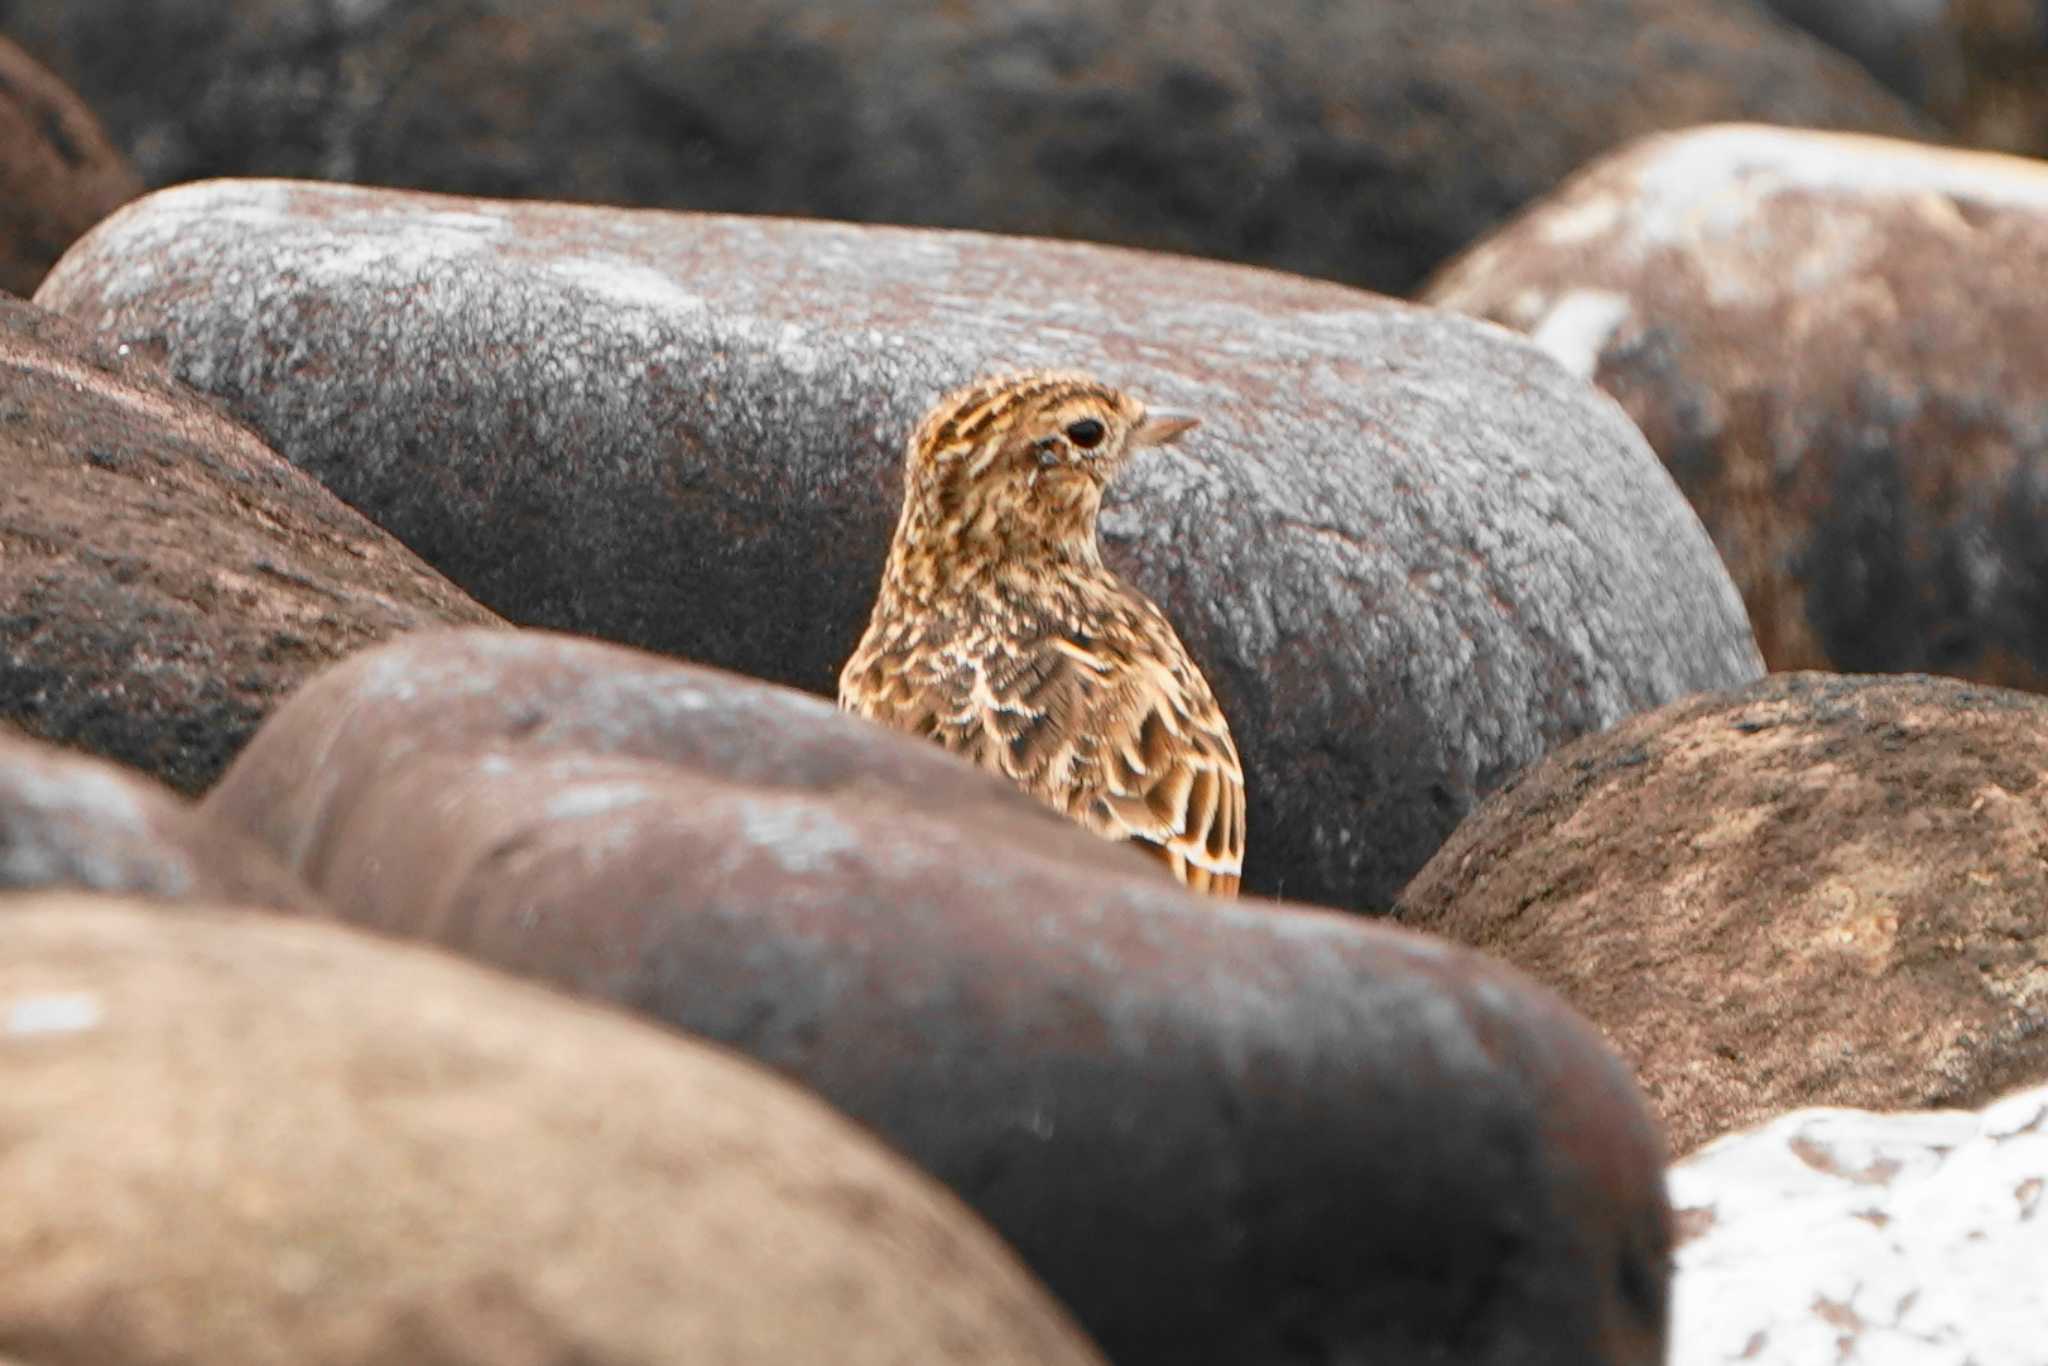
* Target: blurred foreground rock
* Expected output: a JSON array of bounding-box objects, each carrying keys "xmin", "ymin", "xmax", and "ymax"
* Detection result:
[
  {"xmin": 41, "ymin": 177, "xmax": 1763, "ymax": 909},
  {"xmin": 1399, "ymin": 671, "xmax": 2048, "ymax": 1155},
  {"xmin": 0, "ymin": 895, "xmax": 1105, "ymax": 1364},
  {"xmin": 1428, "ymin": 124, "xmax": 2048, "ymax": 691},
  {"xmin": 0, "ymin": 729, "xmax": 316, "ymax": 912},
  {"xmin": 204, "ymin": 626, "xmax": 1676, "ymax": 1366}
]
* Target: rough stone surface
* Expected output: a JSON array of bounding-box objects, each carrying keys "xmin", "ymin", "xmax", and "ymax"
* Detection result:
[
  {"xmin": 1425, "ymin": 125, "xmax": 2048, "ymax": 691},
  {"xmin": 0, "ymin": 0, "xmax": 1928, "ymax": 296},
  {"xmin": 0, "ymin": 292, "xmax": 499, "ymax": 794},
  {"xmin": 0, "ymin": 896, "xmax": 1105, "ymax": 1365},
  {"xmin": 0, "ymin": 35, "xmax": 139, "ymax": 298},
  {"xmin": 1668, "ymin": 1084, "xmax": 2048, "ymax": 1365},
  {"xmin": 1397, "ymin": 671, "xmax": 2048, "ymax": 1157},
  {"xmin": 205, "ymin": 626, "xmax": 1676, "ymax": 1366},
  {"xmin": 42, "ymin": 178, "xmax": 1763, "ymax": 910},
  {"xmin": 0, "ymin": 729, "xmax": 317, "ymax": 912}
]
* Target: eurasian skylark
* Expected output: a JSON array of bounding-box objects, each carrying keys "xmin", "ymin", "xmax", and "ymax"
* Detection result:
[{"xmin": 839, "ymin": 370, "xmax": 1246, "ymax": 896}]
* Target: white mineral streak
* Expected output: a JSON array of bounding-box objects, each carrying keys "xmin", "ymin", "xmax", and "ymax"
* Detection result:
[
  {"xmin": 4, "ymin": 993, "xmax": 103, "ymax": 1038},
  {"xmin": 1668, "ymin": 1084, "xmax": 2048, "ymax": 1366}
]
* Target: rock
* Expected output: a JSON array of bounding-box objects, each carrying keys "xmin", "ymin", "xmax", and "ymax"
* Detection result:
[
  {"xmin": 0, "ymin": 292, "xmax": 499, "ymax": 793},
  {"xmin": 0, "ymin": 36, "xmax": 139, "ymax": 298},
  {"xmin": 41, "ymin": 178, "xmax": 1763, "ymax": 910},
  {"xmin": 4, "ymin": 0, "xmax": 1928, "ymax": 296},
  {"xmin": 1756, "ymin": 0, "xmax": 1964, "ymax": 107},
  {"xmin": 1667, "ymin": 1083, "xmax": 2048, "ymax": 1365},
  {"xmin": 1396, "ymin": 671, "xmax": 2048, "ymax": 1156},
  {"xmin": 1762, "ymin": 0, "xmax": 2048, "ymax": 158},
  {"xmin": 204, "ymin": 627, "xmax": 1161, "ymax": 887},
  {"xmin": 1425, "ymin": 124, "xmax": 2048, "ymax": 690},
  {"xmin": 203, "ymin": 626, "xmax": 1676, "ymax": 1366},
  {"xmin": 0, "ymin": 895, "xmax": 1105, "ymax": 1365},
  {"xmin": 0, "ymin": 729, "xmax": 317, "ymax": 912}
]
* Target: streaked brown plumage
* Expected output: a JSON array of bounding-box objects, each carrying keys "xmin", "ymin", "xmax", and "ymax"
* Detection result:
[{"xmin": 838, "ymin": 370, "xmax": 1246, "ymax": 895}]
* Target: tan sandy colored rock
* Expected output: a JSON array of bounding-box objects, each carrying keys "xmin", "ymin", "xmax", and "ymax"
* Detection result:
[
  {"xmin": 1425, "ymin": 124, "xmax": 2048, "ymax": 691},
  {"xmin": 1397, "ymin": 671, "xmax": 2048, "ymax": 1155},
  {"xmin": 0, "ymin": 895, "xmax": 1103, "ymax": 1365}
]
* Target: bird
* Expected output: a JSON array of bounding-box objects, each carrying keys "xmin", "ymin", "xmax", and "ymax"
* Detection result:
[{"xmin": 838, "ymin": 369, "xmax": 1246, "ymax": 896}]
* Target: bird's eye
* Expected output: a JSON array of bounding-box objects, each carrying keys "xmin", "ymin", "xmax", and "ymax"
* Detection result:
[{"xmin": 1064, "ymin": 419, "xmax": 1106, "ymax": 450}]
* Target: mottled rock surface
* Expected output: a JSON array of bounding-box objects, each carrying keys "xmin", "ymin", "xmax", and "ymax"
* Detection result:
[
  {"xmin": 43, "ymin": 178, "xmax": 1763, "ymax": 910},
  {"xmin": 0, "ymin": 292, "xmax": 498, "ymax": 793},
  {"xmin": 1, "ymin": 0, "xmax": 1927, "ymax": 295},
  {"xmin": 205, "ymin": 627, "xmax": 1676, "ymax": 1366},
  {"xmin": 1398, "ymin": 671, "xmax": 2048, "ymax": 1156},
  {"xmin": 0, "ymin": 729, "xmax": 316, "ymax": 912},
  {"xmin": 0, "ymin": 35, "xmax": 138, "ymax": 298},
  {"xmin": 0, "ymin": 896, "xmax": 1104, "ymax": 1365},
  {"xmin": 1426, "ymin": 125, "xmax": 2048, "ymax": 690},
  {"xmin": 1668, "ymin": 1084, "xmax": 2048, "ymax": 1365}
]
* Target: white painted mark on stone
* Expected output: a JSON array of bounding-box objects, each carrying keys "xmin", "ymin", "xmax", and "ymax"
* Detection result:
[{"xmin": 6, "ymin": 993, "xmax": 103, "ymax": 1038}]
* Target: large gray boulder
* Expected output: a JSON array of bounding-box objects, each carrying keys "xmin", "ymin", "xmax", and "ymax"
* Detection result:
[
  {"xmin": 1, "ymin": 0, "xmax": 1927, "ymax": 294},
  {"xmin": 40, "ymin": 178, "xmax": 1763, "ymax": 909}
]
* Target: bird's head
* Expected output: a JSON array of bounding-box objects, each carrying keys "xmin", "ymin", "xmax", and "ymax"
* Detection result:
[{"xmin": 894, "ymin": 370, "xmax": 1197, "ymax": 565}]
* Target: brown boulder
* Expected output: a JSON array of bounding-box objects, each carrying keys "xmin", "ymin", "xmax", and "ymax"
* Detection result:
[
  {"xmin": 4, "ymin": 1, "xmax": 1927, "ymax": 298},
  {"xmin": 1424, "ymin": 125, "xmax": 2048, "ymax": 691},
  {"xmin": 0, "ymin": 292, "xmax": 499, "ymax": 792},
  {"xmin": 0, "ymin": 36, "xmax": 139, "ymax": 298},
  {"xmin": 0, "ymin": 895, "xmax": 1104, "ymax": 1364},
  {"xmin": 0, "ymin": 729, "xmax": 316, "ymax": 912},
  {"xmin": 205, "ymin": 627, "xmax": 1676, "ymax": 1366},
  {"xmin": 41, "ymin": 178, "xmax": 1764, "ymax": 911},
  {"xmin": 1396, "ymin": 671, "xmax": 2048, "ymax": 1156}
]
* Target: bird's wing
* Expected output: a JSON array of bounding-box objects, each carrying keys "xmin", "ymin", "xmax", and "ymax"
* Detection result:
[
  {"xmin": 842, "ymin": 620, "xmax": 1246, "ymax": 897},
  {"xmin": 1068, "ymin": 646, "xmax": 1246, "ymax": 897}
]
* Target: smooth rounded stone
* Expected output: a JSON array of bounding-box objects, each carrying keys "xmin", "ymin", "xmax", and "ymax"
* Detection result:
[
  {"xmin": 1397, "ymin": 671, "xmax": 2048, "ymax": 1157},
  {"xmin": 0, "ymin": 292, "xmax": 499, "ymax": 793},
  {"xmin": 0, "ymin": 729, "xmax": 316, "ymax": 912},
  {"xmin": 204, "ymin": 627, "xmax": 1676, "ymax": 1366},
  {"xmin": 1756, "ymin": 0, "xmax": 1962, "ymax": 106},
  {"xmin": 0, "ymin": 36, "xmax": 139, "ymax": 298},
  {"xmin": 1425, "ymin": 124, "xmax": 2048, "ymax": 691},
  {"xmin": 203, "ymin": 627, "xmax": 1160, "ymax": 887},
  {"xmin": 1667, "ymin": 1084, "xmax": 2048, "ymax": 1366},
  {"xmin": 42, "ymin": 179, "xmax": 1764, "ymax": 911},
  {"xmin": 2, "ymin": 1, "xmax": 1927, "ymax": 297},
  {"xmin": 0, "ymin": 895, "xmax": 1104, "ymax": 1365}
]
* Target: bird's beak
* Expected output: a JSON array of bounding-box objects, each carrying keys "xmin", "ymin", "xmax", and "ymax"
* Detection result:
[{"xmin": 1131, "ymin": 409, "xmax": 1200, "ymax": 448}]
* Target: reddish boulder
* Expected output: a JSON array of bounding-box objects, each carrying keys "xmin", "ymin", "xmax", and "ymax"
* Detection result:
[
  {"xmin": 1425, "ymin": 125, "xmax": 2048, "ymax": 691},
  {"xmin": 0, "ymin": 729, "xmax": 316, "ymax": 912},
  {"xmin": 42, "ymin": 178, "xmax": 1763, "ymax": 910},
  {"xmin": 205, "ymin": 627, "xmax": 1676, "ymax": 1366},
  {"xmin": 0, "ymin": 36, "xmax": 138, "ymax": 297},
  {"xmin": 0, "ymin": 293, "xmax": 498, "ymax": 792},
  {"xmin": 0, "ymin": 896, "xmax": 1105, "ymax": 1365},
  {"xmin": 1398, "ymin": 671, "xmax": 2048, "ymax": 1155}
]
